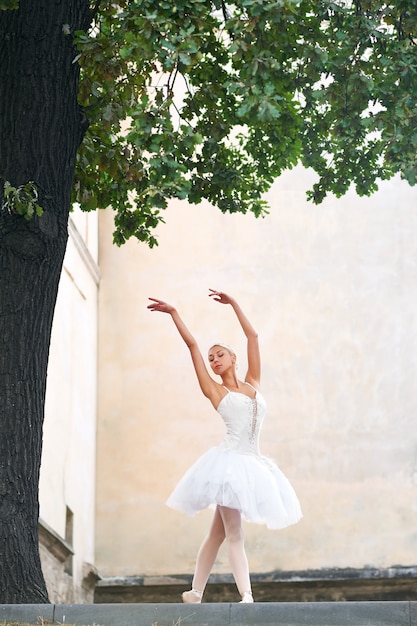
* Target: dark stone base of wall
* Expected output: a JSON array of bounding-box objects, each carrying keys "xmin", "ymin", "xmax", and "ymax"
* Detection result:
[{"xmin": 94, "ymin": 566, "xmax": 417, "ymax": 604}]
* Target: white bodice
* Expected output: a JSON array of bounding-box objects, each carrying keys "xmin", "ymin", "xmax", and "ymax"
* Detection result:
[{"xmin": 216, "ymin": 388, "xmax": 267, "ymax": 455}]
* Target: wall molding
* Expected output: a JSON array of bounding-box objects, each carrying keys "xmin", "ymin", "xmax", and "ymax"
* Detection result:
[
  {"xmin": 38, "ymin": 518, "xmax": 73, "ymax": 563},
  {"xmin": 68, "ymin": 216, "xmax": 101, "ymax": 286}
]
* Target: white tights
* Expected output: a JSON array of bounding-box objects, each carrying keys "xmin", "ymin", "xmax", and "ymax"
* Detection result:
[{"xmin": 191, "ymin": 506, "xmax": 251, "ymax": 598}]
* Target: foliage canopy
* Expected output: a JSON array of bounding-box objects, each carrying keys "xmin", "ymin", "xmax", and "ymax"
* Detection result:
[{"xmin": 48, "ymin": 1, "xmax": 417, "ymax": 244}]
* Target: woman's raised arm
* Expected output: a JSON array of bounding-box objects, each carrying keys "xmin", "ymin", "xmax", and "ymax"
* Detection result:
[
  {"xmin": 208, "ymin": 289, "xmax": 261, "ymax": 387},
  {"xmin": 147, "ymin": 297, "xmax": 220, "ymax": 402}
]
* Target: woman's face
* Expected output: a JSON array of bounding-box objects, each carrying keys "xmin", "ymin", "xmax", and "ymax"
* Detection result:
[{"xmin": 208, "ymin": 345, "xmax": 235, "ymax": 375}]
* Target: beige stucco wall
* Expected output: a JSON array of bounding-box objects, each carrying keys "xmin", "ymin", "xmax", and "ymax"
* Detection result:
[
  {"xmin": 96, "ymin": 167, "xmax": 417, "ymax": 578},
  {"xmin": 40, "ymin": 207, "xmax": 99, "ymax": 602}
]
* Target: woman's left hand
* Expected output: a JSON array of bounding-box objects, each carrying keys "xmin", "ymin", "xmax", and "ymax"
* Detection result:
[{"xmin": 208, "ymin": 289, "xmax": 234, "ymax": 305}]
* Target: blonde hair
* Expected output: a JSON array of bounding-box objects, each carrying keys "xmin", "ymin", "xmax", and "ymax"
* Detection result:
[{"xmin": 209, "ymin": 343, "xmax": 237, "ymax": 358}]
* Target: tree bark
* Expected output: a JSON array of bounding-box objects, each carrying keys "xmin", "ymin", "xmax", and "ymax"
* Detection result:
[{"xmin": 0, "ymin": 0, "xmax": 90, "ymax": 602}]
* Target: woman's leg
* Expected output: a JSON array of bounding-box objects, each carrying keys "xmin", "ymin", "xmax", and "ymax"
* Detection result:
[
  {"xmin": 218, "ymin": 506, "xmax": 252, "ymax": 600},
  {"xmin": 183, "ymin": 506, "xmax": 226, "ymax": 602}
]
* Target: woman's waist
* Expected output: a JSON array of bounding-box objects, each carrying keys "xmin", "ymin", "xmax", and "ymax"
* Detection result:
[{"xmin": 219, "ymin": 436, "xmax": 260, "ymax": 455}]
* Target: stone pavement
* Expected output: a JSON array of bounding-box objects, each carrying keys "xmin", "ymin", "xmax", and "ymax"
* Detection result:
[{"xmin": 1, "ymin": 602, "xmax": 417, "ymax": 626}]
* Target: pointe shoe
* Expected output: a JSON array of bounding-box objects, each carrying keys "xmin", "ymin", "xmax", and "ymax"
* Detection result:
[
  {"xmin": 182, "ymin": 589, "xmax": 202, "ymax": 603},
  {"xmin": 240, "ymin": 591, "xmax": 254, "ymax": 603}
]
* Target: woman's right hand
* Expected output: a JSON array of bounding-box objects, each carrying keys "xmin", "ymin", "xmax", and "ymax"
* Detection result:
[{"xmin": 147, "ymin": 298, "xmax": 175, "ymax": 314}]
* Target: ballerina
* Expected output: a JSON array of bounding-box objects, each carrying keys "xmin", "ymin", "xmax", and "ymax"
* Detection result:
[{"xmin": 147, "ymin": 289, "xmax": 302, "ymax": 603}]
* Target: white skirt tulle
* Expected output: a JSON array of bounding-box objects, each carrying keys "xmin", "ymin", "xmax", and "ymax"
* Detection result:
[{"xmin": 166, "ymin": 446, "xmax": 302, "ymax": 530}]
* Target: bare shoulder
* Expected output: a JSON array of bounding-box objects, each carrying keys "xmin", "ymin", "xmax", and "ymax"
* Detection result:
[
  {"xmin": 206, "ymin": 380, "xmax": 228, "ymax": 409},
  {"xmin": 245, "ymin": 375, "xmax": 260, "ymax": 390}
]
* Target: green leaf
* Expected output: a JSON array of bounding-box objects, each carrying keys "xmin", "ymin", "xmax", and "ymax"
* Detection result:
[
  {"xmin": 71, "ymin": 0, "xmax": 417, "ymax": 246},
  {"xmin": 0, "ymin": 0, "xmax": 18, "ymax": 9}
]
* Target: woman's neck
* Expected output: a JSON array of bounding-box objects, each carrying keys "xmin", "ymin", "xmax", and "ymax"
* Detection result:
[{"xmin": 221, "ymin": 372, "xmax": 240, "ymax": 389}]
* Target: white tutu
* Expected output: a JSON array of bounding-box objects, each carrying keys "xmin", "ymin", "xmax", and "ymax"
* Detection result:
[
  {"xmin": 166, "ymin": 446, "xmax": 302, "ymax": 529},
  {"xmin": 166, "ymin": 386, "xmax": 302, "ymax": 530}
]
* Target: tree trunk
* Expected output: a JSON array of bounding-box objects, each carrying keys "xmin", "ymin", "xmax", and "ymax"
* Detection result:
[{"xmin": 0, "ymin": 0, "xmax": 90, "ymax": 602}]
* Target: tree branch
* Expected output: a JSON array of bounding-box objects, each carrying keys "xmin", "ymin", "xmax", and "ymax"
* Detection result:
[{"xmin": 87, "ymin": 0, "xmax": 102, "ymax": 30}]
